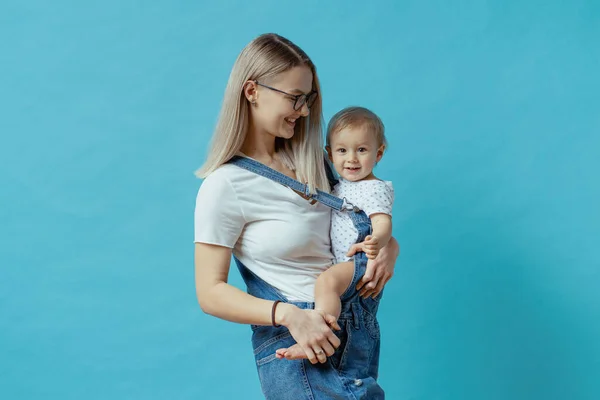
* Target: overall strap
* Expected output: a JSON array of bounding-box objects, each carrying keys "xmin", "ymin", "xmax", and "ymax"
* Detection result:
[{"xmin": 228, "ymin": 155, "xmax": 355, "ymax": 212}]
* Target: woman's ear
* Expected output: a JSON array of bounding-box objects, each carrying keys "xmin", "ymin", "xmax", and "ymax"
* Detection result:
[
  {"xmin": 376, "ymin": 144, "xmax": 386, "ymax": 163},
  {"xmin": 243, "ymin": 80, "xmax": 258, "ymax": 104}
]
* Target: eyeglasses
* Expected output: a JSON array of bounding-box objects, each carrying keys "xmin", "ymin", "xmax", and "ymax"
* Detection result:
[{"xmin": 255, "ymin": 81, "xmax": 318, "ymax": 111}]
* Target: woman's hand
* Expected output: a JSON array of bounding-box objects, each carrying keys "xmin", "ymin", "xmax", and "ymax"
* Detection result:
[
  {"xmin": 277, "ymin": 304, "xmax": 341, "ymax": 364},
  {"xmin": 346, "ymin": 236, "xmax": 400, "ymax": 299}
]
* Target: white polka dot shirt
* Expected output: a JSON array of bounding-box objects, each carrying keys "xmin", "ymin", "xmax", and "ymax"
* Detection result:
[{"xmin": 331, "ymin": 178, "xmax": 395, "ymax": 263}]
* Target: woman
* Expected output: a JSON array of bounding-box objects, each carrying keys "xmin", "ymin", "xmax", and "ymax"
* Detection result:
[{"xmin": 194, "ymin": 33, "xmax": 399, "ymax": 399}]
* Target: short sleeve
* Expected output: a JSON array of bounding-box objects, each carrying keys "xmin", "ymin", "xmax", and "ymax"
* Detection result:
[
  {"xmin": 361, "ymin": 181, "xmax": 394, "ymax": 217},
  {"xmin": 194, "ymin": 173, "xmax": 246, "ymax": 247}
]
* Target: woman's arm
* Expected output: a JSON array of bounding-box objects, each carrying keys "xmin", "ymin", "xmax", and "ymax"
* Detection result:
[
  {"xmin": 195, "ymin": 242, "xmax": 342, "ymax": 364},
  {"xmin": 195, "ymin": 242, "xmax": 283, "ymax": 324}
]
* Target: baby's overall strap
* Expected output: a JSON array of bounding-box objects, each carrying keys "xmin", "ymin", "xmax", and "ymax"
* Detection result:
[{"xmin": 228, "ymin": 155, "xmax": 354, "ymax": 212}]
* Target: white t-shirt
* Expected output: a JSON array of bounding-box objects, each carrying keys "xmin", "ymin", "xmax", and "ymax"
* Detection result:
[
  {"xmin": 194, "ymin": 164, "xmax": 335, "ymax": 302},
  {"xmin": 331, "ymin": 178, "xmax": 394, "ymax": 263}
]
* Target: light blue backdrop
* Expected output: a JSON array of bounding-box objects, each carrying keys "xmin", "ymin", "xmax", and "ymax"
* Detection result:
[{"xmin": 1, "ymin": 1, "xmax": 599, "ymax": 399}]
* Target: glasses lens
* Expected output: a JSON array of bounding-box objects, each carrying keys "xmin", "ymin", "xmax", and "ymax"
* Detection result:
[
  {"xmin": 306, "ymin": 92, "xmax": 318, "ymax": 108},
  {"xmin": 294, "ymin": 92, "xmax": 318, "ymax": 110},
  {"xmin": 294, "ymin": 96, "xmax": 305, "ymax": 111}
]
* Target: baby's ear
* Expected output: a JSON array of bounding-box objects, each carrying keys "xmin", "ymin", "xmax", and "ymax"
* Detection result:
[
  {"xmin": 325, "ymin": 146, "xmax": 333, "ymax": 162},
  {"xmin": 376, "ymin": 144, "xmax": 386, "ymax": 163}
]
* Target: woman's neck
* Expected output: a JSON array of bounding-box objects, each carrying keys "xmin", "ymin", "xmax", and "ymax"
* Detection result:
[{"xmin": 241, "ymin": 126, "xmax": 278, "ymax": 164}]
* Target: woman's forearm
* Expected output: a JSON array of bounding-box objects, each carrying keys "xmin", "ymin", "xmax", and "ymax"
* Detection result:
[
  {"xmin": 199, "ymin": 282, "xmax": 297, "ymax": 327},
  {"xmin": 195, "ymin": 242, "xmax": 298, "ymax": 327}
]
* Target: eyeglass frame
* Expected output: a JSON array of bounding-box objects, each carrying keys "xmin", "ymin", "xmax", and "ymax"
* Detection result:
[{"xmin": 253, "ymin": 81, "xmax": 318, "ymax": 111}]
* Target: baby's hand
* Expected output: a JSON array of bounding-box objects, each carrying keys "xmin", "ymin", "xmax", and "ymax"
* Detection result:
[
  {"xmin": 346, "ymin": 235, "xmax": 381, "ymax": 259},
  {"xmin": 364, "ymin": 235, "xmax": 380, "ymax": 259}
]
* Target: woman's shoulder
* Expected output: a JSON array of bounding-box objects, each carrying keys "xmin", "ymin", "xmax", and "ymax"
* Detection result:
[
  {"xmin": 197, "ymin": 163, "xmax": 266, "ymax": 205},
  {"xmin": 196, "ymin": 164, "xmax": 258, "ymax": 209},
  {"xmin": 204, "ymin": 163, "xmax": 240, "ymax": 178},
  {"xmin": 201, "ymin": 163, "xmax": 254, "ymax": 186}
]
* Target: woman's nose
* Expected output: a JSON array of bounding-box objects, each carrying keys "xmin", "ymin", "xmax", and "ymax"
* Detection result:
[{"xmin": 298, "ymin": 102, "xmax": 310, "ymax": 117}]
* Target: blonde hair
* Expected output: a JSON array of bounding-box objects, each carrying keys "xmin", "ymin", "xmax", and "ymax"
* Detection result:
[
  {"xmin": 195, "ymin": 33, "xmax": 329, "ymax": 193},
  {"xmin": 326, "ymin": 106, "xmax": 387, "ymax": 148}
]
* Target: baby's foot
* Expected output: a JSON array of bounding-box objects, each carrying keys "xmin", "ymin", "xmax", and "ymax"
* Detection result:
[{"xmin": 275, "ymin": 343, "xmax": 308, "ymax": 360}]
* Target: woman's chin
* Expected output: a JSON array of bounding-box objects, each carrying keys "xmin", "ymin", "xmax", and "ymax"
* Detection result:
[{"xmin": 279, "ymin": 128, "xmax": 295, "ymax": 139}]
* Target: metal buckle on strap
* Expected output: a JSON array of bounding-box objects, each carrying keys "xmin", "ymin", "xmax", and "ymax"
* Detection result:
[
  {"xmin": 342, "ymin": 197, "xmax": 360, "ymax": 212},
  {"xmin": 303, "ymin": 184, "xmax": 312, "ymax": 198}
]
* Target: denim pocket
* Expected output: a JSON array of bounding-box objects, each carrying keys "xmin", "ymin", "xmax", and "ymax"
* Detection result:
[
  {"xmin": 252, "ymin": 327, "xmax": 294, "ymax": 367},
  {"xmin": 357, "ymin": 296, "xmax": 381, "ymax": 340},
  {"xmin": 329, "ymin": 318, "xmax": 350, "ymax": 371},
  {"xmin": 361, "ymin": 307, "xmax": 381, "ymax": 340},
  {"xmin": 251, "ymin": 328, "xmax": 312, "ymax": 399},
  {"xmin": 256, "ymin": 352, "xmax": 278, "ymax": 366}
]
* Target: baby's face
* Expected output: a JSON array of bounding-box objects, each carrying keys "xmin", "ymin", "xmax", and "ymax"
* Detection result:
[{"xmin": 327, "ymin": 125, "xmax": 384, "ymax": 182}]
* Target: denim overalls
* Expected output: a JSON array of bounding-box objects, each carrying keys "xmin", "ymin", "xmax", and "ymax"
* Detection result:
[{"xmin": 228, "ymin": 156, "xmax": 384, "ymax": 400}]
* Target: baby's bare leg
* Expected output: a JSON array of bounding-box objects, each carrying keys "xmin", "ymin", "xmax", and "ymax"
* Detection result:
[
  {"xmin": 314, "ymin": 261, "xmax": 355, "ymax": 319},
  {"xmin": 276, "ymin": 261, "xmax": 355, "ymax": 361}
]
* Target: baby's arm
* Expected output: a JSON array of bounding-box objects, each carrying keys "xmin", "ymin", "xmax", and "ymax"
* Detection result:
[{"xmin": 363, "ymin": 213, "xmax": 392, "ymax": 259}]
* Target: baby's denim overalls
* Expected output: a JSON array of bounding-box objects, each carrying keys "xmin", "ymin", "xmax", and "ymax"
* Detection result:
[{"xmin": 228, "ymin": 156, "xmax": 384, "ymax": 400}]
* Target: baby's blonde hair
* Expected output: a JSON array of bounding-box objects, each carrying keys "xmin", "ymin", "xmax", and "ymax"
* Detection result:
[
  {"xmin": 326, "ymin": 106, "xmax": 387, "ymax": 148},
  {"xmin": 195, "ymin": 33, "xmax": 329, "ymax": 193}
]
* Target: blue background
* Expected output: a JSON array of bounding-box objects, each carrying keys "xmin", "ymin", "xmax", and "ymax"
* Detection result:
[{"xmin": 1, "ymin": 1, "xmax": 599, "ymax": 399}]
